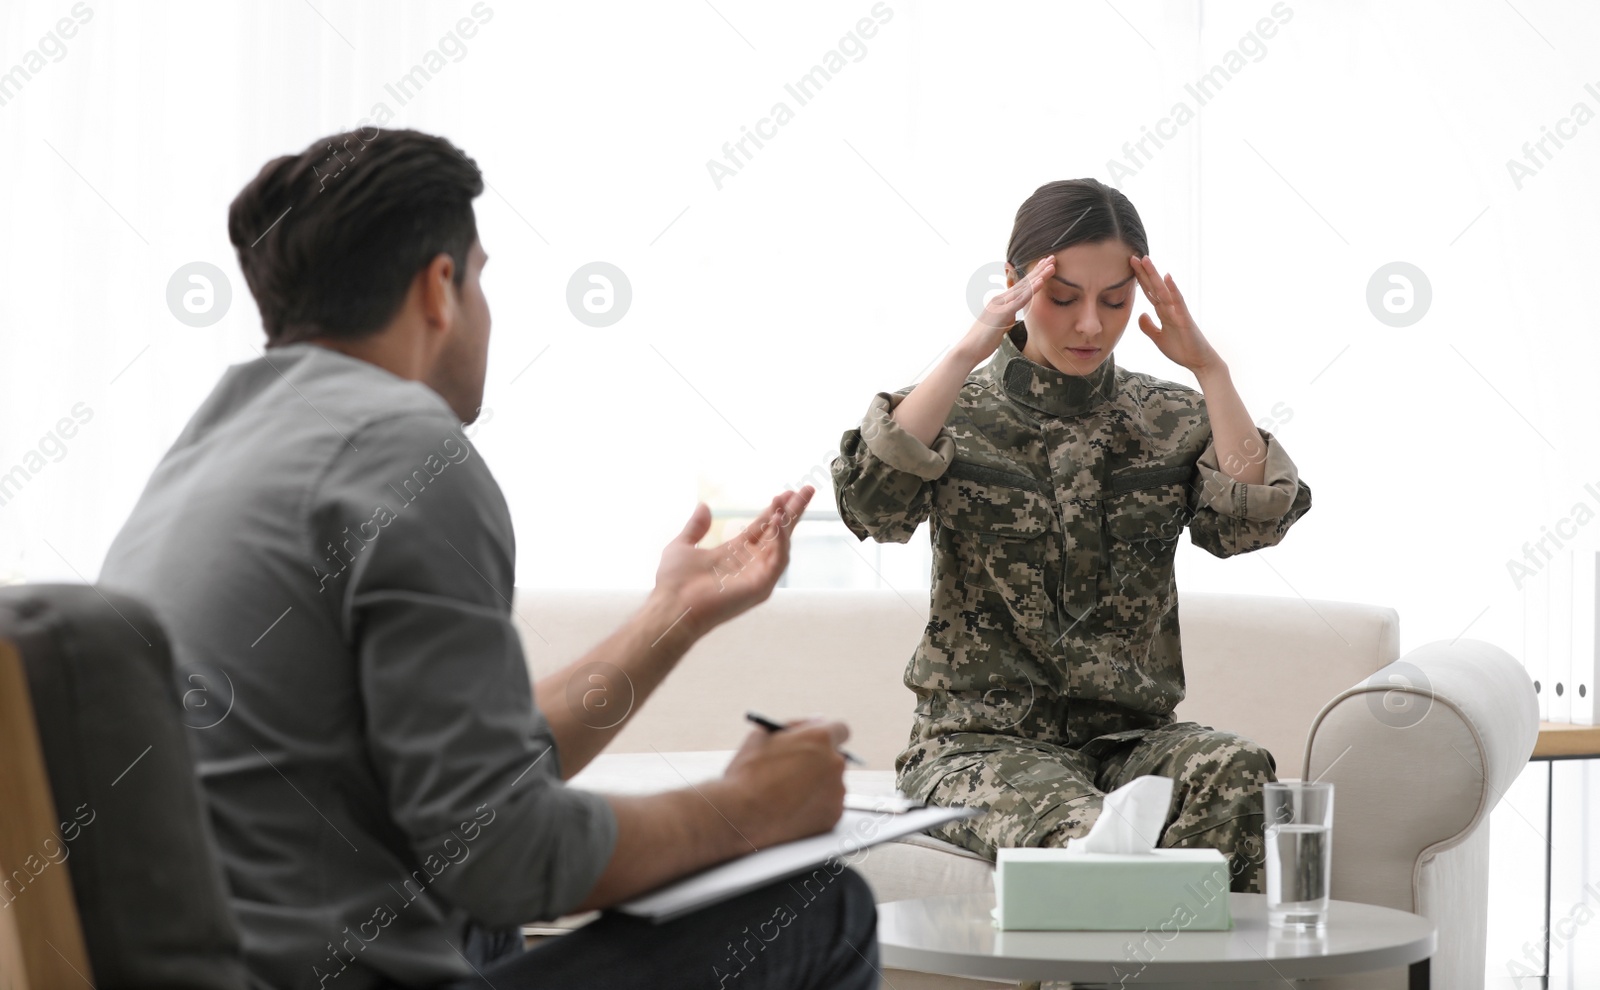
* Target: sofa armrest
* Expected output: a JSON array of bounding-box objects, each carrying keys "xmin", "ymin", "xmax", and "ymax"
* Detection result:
[{"xmin": 1302, "ymin": 637, "xmax": 1537, "ymax": 914}]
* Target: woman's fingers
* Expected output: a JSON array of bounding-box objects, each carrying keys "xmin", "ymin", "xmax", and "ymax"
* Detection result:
[
  {"xmin": 982, "ymin": 255, "xmax": 1055, "ymax": 328},
  {"xmin": 1152, "ymin": 262, "xmax": 1175, "ymax": 311},
  {"xmin": 1133, "ymin": 255, "xmax": 1179, "ymax": 325},
  {"xmin": 1132, "ymin": 255, "xmax": 1159, "ymax": 302},
  {"xmin": 981, "ymin": 278, "xmax": 1030, "ymax": 327},
  {"xmin": 1026, "ymin": 255, "xmax": 1056, "ymax": 294},
  {"xmin": 1163, "ymin": 272, "xmax": 1190, "ymax": 316}
]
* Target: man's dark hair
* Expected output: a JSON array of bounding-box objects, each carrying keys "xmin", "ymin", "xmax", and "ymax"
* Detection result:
[{"xmin": 228, "ymin": 127, "xmax": 485, "ymax": 346}]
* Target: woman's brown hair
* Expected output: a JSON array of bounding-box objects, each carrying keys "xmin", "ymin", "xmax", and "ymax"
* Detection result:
[{"xmin": 1005, "ymin": 178, "xmax": 1149, "ymax": 278}]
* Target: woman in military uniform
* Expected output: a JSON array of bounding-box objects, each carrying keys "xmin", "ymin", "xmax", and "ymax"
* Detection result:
[{"xmin": 830, "ymin": 177, "xmax": 1311, "ymax": 894}]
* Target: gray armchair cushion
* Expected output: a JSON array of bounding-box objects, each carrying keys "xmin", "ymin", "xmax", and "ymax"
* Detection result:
[{"xmin": 0, "ymin": 584, "xmax": 247, "ymax": 990}]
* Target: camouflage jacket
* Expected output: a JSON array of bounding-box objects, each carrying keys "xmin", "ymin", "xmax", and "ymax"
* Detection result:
[{"xmin": 830, "ymin": 323, "xmax": 1312, "ymax": 791}]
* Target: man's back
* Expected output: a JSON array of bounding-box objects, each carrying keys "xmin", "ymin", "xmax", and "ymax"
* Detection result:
[
  {"xmin": 93, "ymin": 125, "xmax": 877, "ymax": 990},
  {"xmin": 99, "ymin": 343, "xmax": 617, "ymax": 990}
]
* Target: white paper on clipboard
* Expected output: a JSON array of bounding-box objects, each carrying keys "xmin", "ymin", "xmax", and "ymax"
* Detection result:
[{"xmin": 614, "ymin": 805, "xmax": 983, "ymax": 923}]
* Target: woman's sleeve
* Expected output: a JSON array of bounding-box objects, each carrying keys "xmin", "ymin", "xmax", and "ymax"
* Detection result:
[
  {"xmin": 829, "ymin": 387, "xmax": 955, "ymax": 544},
  {"xmin": 1186, "ymin": 425, "xmax": 1312, "ymax": 558}
]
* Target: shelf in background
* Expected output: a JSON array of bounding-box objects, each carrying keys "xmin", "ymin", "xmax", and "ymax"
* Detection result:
[{"xmin": 1533, "ymin": 721, "xmax": 1600, "ymax": 759}]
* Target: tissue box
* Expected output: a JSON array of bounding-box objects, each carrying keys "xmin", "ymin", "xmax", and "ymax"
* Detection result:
[{"xmin": 993, "ymin": 847, "xmax": 1233, "ymax": 931}]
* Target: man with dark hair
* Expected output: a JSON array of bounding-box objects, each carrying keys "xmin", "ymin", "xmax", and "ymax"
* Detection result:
[{"xmin": 99, "ymin": 128, "xmax": 879, "ymax": 990}]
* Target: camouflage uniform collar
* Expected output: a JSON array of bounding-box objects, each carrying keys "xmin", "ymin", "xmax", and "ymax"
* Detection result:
[{"xmin": 983, "ymin": 322, "xmax": 1119, "ymax": 418}]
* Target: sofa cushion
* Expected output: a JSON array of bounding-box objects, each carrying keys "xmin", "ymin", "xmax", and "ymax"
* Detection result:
[{"xmin": 512, "ymin": 588, "xmax": 1403, "ymax": 775}]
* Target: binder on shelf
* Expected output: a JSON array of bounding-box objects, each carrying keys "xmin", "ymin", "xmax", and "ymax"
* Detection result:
[
  {"xmin": 1527, "ymin": 563, "xmax": 1550, "ymax": 722},
  {"xmin": 1551, "ymin": 549, "xmax": 1573, "ymax": 724},
  {"xmin": 1573, "ymin": 549, "xmax": 1599, "ymax": 726}
]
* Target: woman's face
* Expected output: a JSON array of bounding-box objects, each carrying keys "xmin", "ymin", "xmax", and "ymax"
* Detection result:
[{"xmin": 1005, "ymin": 238, "xmax": 1137, "ymax": 376}]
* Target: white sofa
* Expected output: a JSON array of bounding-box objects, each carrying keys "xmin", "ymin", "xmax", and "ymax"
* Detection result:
[{"xmin": 511, "ymin": 588, "xmax": 1537, "ymax": 990}]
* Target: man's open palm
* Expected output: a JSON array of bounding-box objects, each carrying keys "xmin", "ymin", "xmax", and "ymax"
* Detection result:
[{"xmin": 654, "ymin": 485, "xmax": 815, "ymax": 637}]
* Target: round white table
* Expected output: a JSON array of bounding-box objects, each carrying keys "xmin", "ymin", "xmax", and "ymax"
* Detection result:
[{"xmin": 878, "ymin": 891, "xmax": 1436, "ymax": 988}]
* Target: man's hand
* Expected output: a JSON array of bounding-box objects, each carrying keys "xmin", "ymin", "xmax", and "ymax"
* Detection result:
[
  {"xmin": 574, "ymin": 715, "xmax": 852, "ymax": 911},
  {"xmin": 652, "ymin": 485, "xmax": 815, "ymax": 641},
  {"xmin": 720, "ymin": 717, "xmax": 850, "ymax": 848},
  {"xmin": 535, "ymin": 486, "xmax": 815, "ymax": 778}
]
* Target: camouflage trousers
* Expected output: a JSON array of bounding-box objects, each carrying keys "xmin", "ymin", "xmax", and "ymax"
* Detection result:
[{"xmin": 916, "ymin": 720, "xmax": 1276, "ymax": 895}]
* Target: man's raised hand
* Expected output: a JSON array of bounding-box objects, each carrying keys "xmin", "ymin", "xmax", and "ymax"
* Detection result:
[{"xmin": 652, "ymin": 485, "xmax": 815, "ymax": 640}]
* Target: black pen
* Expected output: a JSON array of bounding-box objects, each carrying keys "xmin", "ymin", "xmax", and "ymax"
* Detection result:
[{"xmin": 745, "ymin": 710, "xmax": 866, "ymax": 766}]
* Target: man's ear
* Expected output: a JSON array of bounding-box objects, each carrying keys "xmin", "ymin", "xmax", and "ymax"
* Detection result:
[{"xmin": 419, "ymin": 252, "xmax": 459, "ymax": 335}]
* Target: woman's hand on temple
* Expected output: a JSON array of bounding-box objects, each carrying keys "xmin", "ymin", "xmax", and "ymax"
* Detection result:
[
  {"xmin": 1130, "ymin": 255, "xmax": 1223, "ymax": 376},
  {"xmin": 953, "ymin": 255, "xmax": 1056, "ymax": 369},
  {"xmin": 889, "ymin": 254, "xmax": 1056, "ymax": 450}
]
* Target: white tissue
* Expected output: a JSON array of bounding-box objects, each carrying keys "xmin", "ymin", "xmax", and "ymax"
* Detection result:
[{"xmin": 1064, "ymin": 775, "xmax": 1174, "ymax": 854}]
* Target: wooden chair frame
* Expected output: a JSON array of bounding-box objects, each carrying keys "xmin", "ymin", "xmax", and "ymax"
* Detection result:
[{"xmin": 0, "ymin": 639, "xmax": 94, "ymax": 989}]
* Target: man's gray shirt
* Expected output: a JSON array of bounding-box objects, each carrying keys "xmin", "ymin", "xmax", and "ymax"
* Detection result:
[{"xmin": 99, "ymin": 343, "xmax": 619, "ymax": 990}]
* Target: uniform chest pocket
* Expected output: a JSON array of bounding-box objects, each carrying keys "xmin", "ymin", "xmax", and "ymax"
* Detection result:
[
  {"xmin": 1102, "ymin": 466, "xmax": 1192, "ymax": 629},
  {"xmin": 933, "ymin": 469, "xmax": 1055, "ymax": 632},
  {"xmin": 1105, "ymin": 485, "xmax": 1189, "ymax": 542}
]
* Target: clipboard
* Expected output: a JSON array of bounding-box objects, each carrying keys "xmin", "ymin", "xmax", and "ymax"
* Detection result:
[{"xmin": 614, "ymin": 804, "xmax": 984, "ymax": 922}]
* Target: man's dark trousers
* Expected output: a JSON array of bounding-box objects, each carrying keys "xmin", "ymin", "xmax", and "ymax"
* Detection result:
[{"xmin": 392, "ymin": 866, "xmax": 881, "ymax": 990}]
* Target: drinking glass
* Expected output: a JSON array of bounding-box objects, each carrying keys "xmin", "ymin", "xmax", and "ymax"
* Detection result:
[{"xmin": 1263, "ymin": 781, "xmax": 1334, "ymax": 930}]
